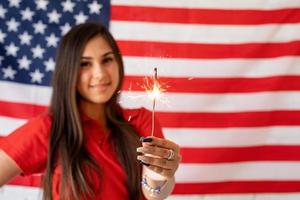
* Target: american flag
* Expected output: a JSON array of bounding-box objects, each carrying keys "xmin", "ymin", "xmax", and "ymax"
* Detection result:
[{"xmin": 1, "ymin": 0, "xmax": 300, "ymax": 199}]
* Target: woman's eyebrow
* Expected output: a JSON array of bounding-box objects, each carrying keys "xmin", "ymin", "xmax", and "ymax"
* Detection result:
[
  {"xmin": 81, "ymin": 52, "xmax": 114, "ymax": 59},
  {"xmin": 80, "ymin": 56, "xmax": 92, "ymax": 60},
  {"xmin": 102, "ymin": 51, "xmax": 114, "ymax": 57}
]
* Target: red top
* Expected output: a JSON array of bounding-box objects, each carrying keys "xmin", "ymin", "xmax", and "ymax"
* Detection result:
[{"xmin": 0, "ymin": 107, "xmax": 164, "ymax": 200}]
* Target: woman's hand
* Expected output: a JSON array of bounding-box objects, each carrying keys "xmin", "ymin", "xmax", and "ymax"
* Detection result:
[{"xmin": 137, "ymin": 136, "xmax": 181, "ymax": 178}]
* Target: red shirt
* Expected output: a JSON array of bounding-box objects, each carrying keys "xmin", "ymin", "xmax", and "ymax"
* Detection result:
[{"xmin": 0, "ymin": 107, "xmax": 164, "ymax": 200}]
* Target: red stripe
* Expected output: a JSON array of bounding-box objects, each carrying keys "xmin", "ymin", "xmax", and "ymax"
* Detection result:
[
  {"xmin": 156, "ymin": 110, "xmax": 300, "ymax": 128},
  {"xmin": 1, "ymin": 101, "xmax": 300, "ymax": 128},
  {"xmin": 123, "ymin": 75, "xmax": 300, "ymax": 93},
  {"xmin": 112, "ymin": 6, "xmax": 300, "ymax": 25},
  {"xmin": 173, "ymin": 181, "xmax": 300, "ymax": 194},
  {"xmin": 181, "ymin": 146, "xmax": 300, "ymax": 163},
  {"xmin": 0, "ymin": 100, "xmax": 47, "ymax": 119},
  {"xmin": 117, "ymin": 40, "xmax": 300, "ymax": 59}
]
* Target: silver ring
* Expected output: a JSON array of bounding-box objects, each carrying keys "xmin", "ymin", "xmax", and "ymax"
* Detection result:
[{"xmin": 167, "ymin": 149, "xmax": 175, "ymax": 160}]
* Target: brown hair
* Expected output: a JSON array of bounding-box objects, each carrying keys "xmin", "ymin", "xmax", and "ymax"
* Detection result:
[{"xmin": 43, "ymin": 22, "xmax": 142, "ymax": 200}]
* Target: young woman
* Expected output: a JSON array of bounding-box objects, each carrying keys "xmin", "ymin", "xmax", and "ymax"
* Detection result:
[{"xmin": 0, "ymin": 22, "xmax": 181, "ymax": 200}]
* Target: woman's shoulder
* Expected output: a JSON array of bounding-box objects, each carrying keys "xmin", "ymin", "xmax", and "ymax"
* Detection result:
[
  {"xmin": 6, "ymin": 112, "xmax": 53, "ymax": 139},
  {"xmin": 26, "ymin": 112, "xmax": 52, "ymax": 130}
]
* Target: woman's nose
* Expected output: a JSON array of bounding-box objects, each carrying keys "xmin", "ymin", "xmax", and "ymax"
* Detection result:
[{"xmin": 92, "ymin": 63, "xmax": 105, "ymax": 78}]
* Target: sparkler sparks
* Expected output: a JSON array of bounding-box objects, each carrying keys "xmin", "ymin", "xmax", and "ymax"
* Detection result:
[
  {"xmin": 124, "ymin": 67, "xmax": 169, "ymax": 136},
  {"xmin": 141, "ymin": 68, "xmax": 168, "ymax": 136}
]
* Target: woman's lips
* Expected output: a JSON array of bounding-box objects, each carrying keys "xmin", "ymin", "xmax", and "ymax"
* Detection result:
[{"xmin": 90, "ymin": 82, "xmax": 111, "ymax": 91}]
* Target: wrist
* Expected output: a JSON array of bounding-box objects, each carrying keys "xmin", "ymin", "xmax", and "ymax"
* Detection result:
[{"xmin": 141, "ymin": 167, "xmax": 175, "ymax": 199}]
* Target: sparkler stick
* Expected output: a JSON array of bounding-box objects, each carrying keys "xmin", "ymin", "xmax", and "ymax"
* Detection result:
[{"xmin": 151, "ymin": 68, "xmax": 158, "ymax": 136}]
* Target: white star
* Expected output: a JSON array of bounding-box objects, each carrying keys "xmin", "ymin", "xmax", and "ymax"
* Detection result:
[
  {"xmin": 19, "ymin": 31, "xmax": 32, "ymax": 45},
  {"xmin": 30, "ymin": 69, "xmax": 44, "ymax": 84},
  {"xmin": 74, "ymin": 12, "xmax": 88, "ymax": 24},
  {"xmin": 61, "ymin": 0, "xmax": 75, "ymax": 12},
  {"xmin": 35, "ymin": 0, "xmax": 48, "ymax": 10},
  {"xmin": 2, "ymin": 66, "xmax": 17, "ymax": 80},
  {"xmin": 47, "ymin": 10, "xmax": 61, "ymax": 24},
  {"xmin": 6, "ymin": 18, "xmax": 20, "ymax": 32},
  {"xmin": 44, "ymin": 57, "xmax": 55, "ymax": 72},
  {"xmin": 33, "ymin": 20, "xmax": 47, "ymax": 34},
  {"xmin": 5, "ymin": 42, "xmax": 19, "ymax": 57},
  {"xmin": 60, "ymin": 23, "xmax": 71, "ymax": 35},
  {"xmin": 0, "ymin": 30, "xmax": 6, "ymax": 43},
  {"xmin": 18, "ymin": 55, "xmax": 31, "ymax": 70},
  {"xmin": 8, "ymin": 0, "xmax": 21, "ymax": 8},
  {"xmin": 45, "ymin": 33, "xmax": 59, "ymax": 47},
  {"xmin": 31, "ymin": 45, "xmax": 45, "ymax": 59},
  {"xmin": 3, "ymin": 65, "xmax": 17, "ymax": 80},
  {"xmin": 21, "ymin": 7, "xmax": 35, "ymax": 21},
  {"xmin": 88, "ymin": 1, "xmax": 102, "ymax": 14},
  {"xmin": 0, "ymin": 5, "xmax": 7, "ymax": 18}
]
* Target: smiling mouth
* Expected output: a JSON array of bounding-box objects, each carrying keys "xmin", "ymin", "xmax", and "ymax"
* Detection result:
[{"xmin": 90, "ymin": 82, "xmax": 111, "ymax": 90}]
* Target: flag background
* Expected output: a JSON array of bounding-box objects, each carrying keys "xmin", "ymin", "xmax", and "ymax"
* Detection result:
[{"xmin": 1, "ymin": 0, "xmax": 300, "ymax": 199}]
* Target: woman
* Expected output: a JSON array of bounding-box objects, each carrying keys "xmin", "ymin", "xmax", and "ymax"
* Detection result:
[{"xmin": 0, "ymin": 22, "xmax": 181, "ymax": 200}]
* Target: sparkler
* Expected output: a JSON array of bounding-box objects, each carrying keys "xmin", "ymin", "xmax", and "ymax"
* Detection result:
[{"xmin": 141, "ymin": 68, "xmax": 168, "ymax": 136}]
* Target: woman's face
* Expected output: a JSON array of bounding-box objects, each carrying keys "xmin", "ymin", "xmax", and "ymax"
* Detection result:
[{"xmin": 77, "ymin": 36, "xmax": 119, "ymax": 107}]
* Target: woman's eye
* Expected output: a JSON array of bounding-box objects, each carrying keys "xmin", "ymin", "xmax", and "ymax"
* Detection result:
[
  {"xmin": 80, "ymin": 62, "xmax": 90, "ymax": 67},
  {"xmin": 102, "ymin": 57, "xmax": 113, "ymax": 64}
]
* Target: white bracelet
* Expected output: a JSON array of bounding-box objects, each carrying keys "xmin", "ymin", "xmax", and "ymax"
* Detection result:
[
  {"xmin": 141, "ymin": 175, "xmax": 167, "ymax": 195},
  {"xmin": 141, "ymin": 176, "xmax": 161, "ymax": 194}
]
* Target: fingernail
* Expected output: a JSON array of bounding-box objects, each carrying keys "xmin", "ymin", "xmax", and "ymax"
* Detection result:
[
  {"xmin": 137, "ymin": 155, "xmax": 143, "ymax": 160},
  {"xmin": 142, "ymin": 137, "xmax": 153, "ymax": 143},
  {"xmin": 140, "ymin": 137, "xmax": 145, "ymax": 142},
  {"xmin": 140, "ymin": 161, "xmax": 150, "ymax": 166},
  {"xmin": 136, "ymin": 147, "xmax": 143, "ymax": 153}
]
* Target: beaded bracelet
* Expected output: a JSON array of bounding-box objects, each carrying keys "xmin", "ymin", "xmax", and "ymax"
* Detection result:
[{"xmin": 141, "ymin": 176, "xmax": 161, "ymax": 194}]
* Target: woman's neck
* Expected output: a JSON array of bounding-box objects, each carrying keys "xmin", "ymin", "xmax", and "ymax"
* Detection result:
[{"xmin": 79, "ymin": 102, "xmax": 107, "ymax": 129}]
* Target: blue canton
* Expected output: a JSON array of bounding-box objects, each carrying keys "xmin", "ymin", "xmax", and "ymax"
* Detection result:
[{"xmin": 0, "ymin": 0, "xmax": 109, "ymax": 86}]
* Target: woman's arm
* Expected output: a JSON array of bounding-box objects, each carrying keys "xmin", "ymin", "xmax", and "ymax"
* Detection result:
[{"xmin": 0, "ymin": 150, "xmax": 22, "ymax": 186}]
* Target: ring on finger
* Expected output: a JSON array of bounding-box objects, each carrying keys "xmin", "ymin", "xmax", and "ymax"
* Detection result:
[{"xmin": 167, "ymin": 149, "xmax": 175, "ymax": 160}]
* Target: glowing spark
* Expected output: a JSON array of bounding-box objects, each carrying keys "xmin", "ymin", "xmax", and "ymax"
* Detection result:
[{"xmin": 128, "ymin": 115, "xmax": 132, "ymax": 122}]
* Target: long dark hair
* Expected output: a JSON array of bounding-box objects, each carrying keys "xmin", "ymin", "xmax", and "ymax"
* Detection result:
[{"xmin": 43, "ymin": 22, "xmax": 142, "ymax": 200}]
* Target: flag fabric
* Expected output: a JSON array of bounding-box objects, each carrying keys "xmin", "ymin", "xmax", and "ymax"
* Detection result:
[{"xmin": 1, "ymin": 0, "xmax": 300, "ymax": 199}]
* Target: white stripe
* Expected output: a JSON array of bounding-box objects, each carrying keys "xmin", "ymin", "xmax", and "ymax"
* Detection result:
[
  {"xmin": 0, "ymin": 185, "xmax": 42, "ymax": 200},
  {"xmin": 0, "ymin": 116, "xmax": 26, "ymax": 136},
  {"xmin": 112, "ymin": 0, "xmax": 300, "ymax": 10},
  {"xmin": 1, "ymin": 186, "xmax": 300, "ymax": 200},
  {"xmin": 163, "ymin": 126, "xmax": 300, "ymax": 147},
  {"xmin": 176, "ymin": 162, "xmax": 300, "ymax": 182},
  {"xmin": 111, "ymin": 21, "xmax": 300, "ymax": 44},
  {"xmin": 123, "ymin": 56, "xmax": 300, "ymax": 78},
  {"xmin": 2, "ymin": 83, "xmax": 299, "ymax": 114},
  {"xmin": 0, "ymin": 81, "xmax": 51, "ymax": 105},
  {"xmin": 120, "ymin": 91, "xmax": 300, "ymax": 112},
  {"xmin": 167, "ymin": 193, "xmax": 300, "ymax": 200}
]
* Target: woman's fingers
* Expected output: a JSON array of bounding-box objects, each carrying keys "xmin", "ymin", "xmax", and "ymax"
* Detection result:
[
  {"xmin": 140, "ymin": 137, "xmax": 180, "ymax": 153},
  {"xmin": 137, "ymin": 155, "xmax": 175, "ymax": 170},
  {"xmin": 137, "ymin": 146, "xmax": 179, "ymax": 160}
]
